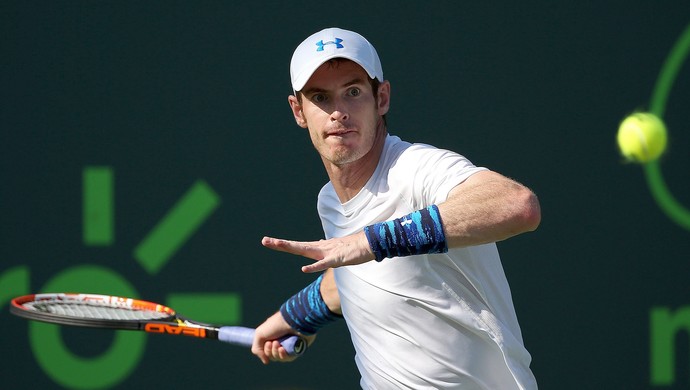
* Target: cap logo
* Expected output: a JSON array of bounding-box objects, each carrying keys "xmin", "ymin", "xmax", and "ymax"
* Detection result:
[{"xmin": 315, "ymin": 38, "xmax": 344, "ymax": 52}]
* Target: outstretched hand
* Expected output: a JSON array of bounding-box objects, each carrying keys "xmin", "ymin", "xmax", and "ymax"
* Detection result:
[{"xmin": 261, "ymin": 231, "xmax": 374, "ymax": 273}]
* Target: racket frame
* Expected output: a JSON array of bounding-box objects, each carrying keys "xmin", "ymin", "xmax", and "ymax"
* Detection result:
[
  {"xmin": 10, "ymin": 293, "xmax": 217, "ymax": 337},
  {"xmin": 10, "ymin": 292, "xmax": 306, "ymax": 355}
]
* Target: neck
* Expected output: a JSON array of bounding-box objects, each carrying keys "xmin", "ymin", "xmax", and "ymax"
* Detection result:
[{"xmin": 324, "ymin": 123, "xmax": 387, "ymax": 204}]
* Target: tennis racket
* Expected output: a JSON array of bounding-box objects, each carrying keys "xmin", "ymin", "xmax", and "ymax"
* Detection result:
[{"xmin": 10, "ymin": 293, "xmax": 306, "ymax": 356}]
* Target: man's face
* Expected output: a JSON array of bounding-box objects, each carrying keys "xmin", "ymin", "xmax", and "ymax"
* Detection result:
[{"xmin": 289, "ymin": 60, "xmax": 389, "ymax": 167}]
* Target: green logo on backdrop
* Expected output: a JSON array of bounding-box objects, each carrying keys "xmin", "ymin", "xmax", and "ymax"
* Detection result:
[
  {"xmin": 1, "ymin": 167, "xmax": 241, "ymax": 389},
  {"xmin": 627, "ymin": 22, "xmax": 690, "ymax": 387},
  {"xmin": 642, "ymin": 23, "xmax": 690, "ymax": 231}
]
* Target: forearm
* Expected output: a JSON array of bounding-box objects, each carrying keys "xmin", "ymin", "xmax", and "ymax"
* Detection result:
[
  {"xmin": 279, "ymin": 271, "xmax": 343, "ymax": 334},
  {"xmin": 320, "ymin": 269, "xmax": 341, "ymax": 315},
  {"xmin": 363, "ymin": 171, "xmax": 540, "ymax": 262},
  {"xmin": 438, "ymin": 171, "xmax": 541, "ymax": 248}
]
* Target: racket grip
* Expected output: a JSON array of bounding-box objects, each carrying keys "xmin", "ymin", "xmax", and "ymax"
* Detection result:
[{"xmin": 217, "ymin": 326, "xmax": 307, "ymax": 357}]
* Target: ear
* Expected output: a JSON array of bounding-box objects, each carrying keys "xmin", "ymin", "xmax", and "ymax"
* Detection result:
[
  {"xmin": 376, "ymin": 81, "xmax": 391, "ymax": 116},
  {"xmin": 288, "ymin": 94, "xmax": 308, "ymax": 128}
]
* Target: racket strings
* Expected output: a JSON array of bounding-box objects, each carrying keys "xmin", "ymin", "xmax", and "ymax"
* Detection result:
[{"xmin": 25, "ymin": 301, "xmax": 169, "ymax": 321}]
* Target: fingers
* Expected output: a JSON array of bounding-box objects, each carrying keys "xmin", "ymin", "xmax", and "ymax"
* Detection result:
[
  {"xmin": 252, "ymin": 338, "xmax": 291, "ymax": 364},
  {"xmin": 261, "ymin": 236, "xmax": 290, "ymax": 252},
  {"xmin": 259, "ymin": 340, "xmax": 294, "ymax": 364},
  {"xmin": 263, "ymin": 236, "xmax": 328, "ymax": 272},
  {"xmin": 262, "ymin": 236, "xmax": 322, "ymax": 258},
  {"xmin": 262, "ymin": 232, "xmax": 374, "ymax": 272},
  {"xmin": 302, "ymin": 260, "xmax": 330, "ymax": 274},
  {"xmin": 251, "ymin": 335, "xmax": 270, "ymax": 365}
]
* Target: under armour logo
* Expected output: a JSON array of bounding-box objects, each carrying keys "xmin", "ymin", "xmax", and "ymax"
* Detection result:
[{"xmin": 316, "ymin": 38, "xmax": 344, "ymax": 51}]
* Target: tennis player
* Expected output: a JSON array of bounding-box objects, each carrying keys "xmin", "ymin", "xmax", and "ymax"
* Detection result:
[{"xmin": 252, "ymin": 27, "xmax": 541, "ymax": 389}]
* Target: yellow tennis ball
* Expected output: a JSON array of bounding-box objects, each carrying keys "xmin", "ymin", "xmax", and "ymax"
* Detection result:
[{"xmin": 616, "ymin": 112, "xmax": 667, "ymax": 163}]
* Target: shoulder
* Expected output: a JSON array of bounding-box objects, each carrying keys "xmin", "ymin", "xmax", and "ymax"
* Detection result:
[
  {"xmin": 385, "ymin": 135, "xmax": 487, "ymax": 204},
  {"xmin": 380, "ymin": 135, "xmax": 444, "ymax": 169},
  {"xmin": 385, "ymin": 134, "xmax": 461, "ymax": 160},
  {"xmin": 388, "ymin": 136, "xmax": 481, "ymax": 173}
]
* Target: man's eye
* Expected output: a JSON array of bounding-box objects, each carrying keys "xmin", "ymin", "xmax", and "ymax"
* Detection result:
[
  {"xmin": 312, "ymin": 94, "xmax": 327, "ymax": 103},
  {"xmin": 348, "ymin": 88, "xmax": 361, "ymax": 97}
]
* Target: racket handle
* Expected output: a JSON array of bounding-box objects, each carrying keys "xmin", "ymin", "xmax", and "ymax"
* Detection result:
[{"xmin": 217, "ymin": 326, "xmax": 307, "ymax": 357}]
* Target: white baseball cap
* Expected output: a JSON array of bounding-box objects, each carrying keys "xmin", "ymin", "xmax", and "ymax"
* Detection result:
[{"xmin": 290, "ymin": 28, "xmax": 384, "ymax": 92}]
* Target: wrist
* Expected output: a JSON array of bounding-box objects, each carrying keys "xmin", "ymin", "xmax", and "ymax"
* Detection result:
[
  {"xmin": 363, "ymin": 204, "xmax": 448, "ymax": 262},
  {"xmin": 279, "ymin": 274, "xmax": 343, "ymax": 335}
]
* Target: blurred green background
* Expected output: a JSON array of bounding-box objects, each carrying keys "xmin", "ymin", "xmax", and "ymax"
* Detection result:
[{"xmin": 2, "ymin": 1, "xmax": 690, "ymax": 388}]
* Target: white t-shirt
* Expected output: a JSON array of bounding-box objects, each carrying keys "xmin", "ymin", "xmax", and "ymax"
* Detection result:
[{"xmin": 317, "ymin": 135, "xmax": 537, "ymax": 389}]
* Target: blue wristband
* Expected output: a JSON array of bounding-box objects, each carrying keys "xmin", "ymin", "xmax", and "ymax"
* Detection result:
[
  {"xmin": 279, "ymin": 274, "xmax": 342, "ymax": 335},
  {"xmin": 363, "ymin": 204, "xmax": 448, "ymax": 262}
]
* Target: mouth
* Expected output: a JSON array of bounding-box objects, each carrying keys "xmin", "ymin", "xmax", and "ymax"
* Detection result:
[{"xmin": 326, "ymin": 128, "xmax": 356, "ymax": 137}]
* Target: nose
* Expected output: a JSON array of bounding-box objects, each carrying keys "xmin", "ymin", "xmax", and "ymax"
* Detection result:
[
  {"xmin": 330, "ymin": 98, "xmax": 349, "ymax": 122},
  {"xmin": 330, "ymin": 109, "xmax": 348, "ymax": 122}
]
